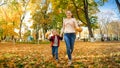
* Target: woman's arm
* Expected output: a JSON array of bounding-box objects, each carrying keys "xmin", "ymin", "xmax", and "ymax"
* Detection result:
[
  {"xmin": 60, "ymin": 19, "xmax": 65, "ymax": 36},
  {"xmin": 73, "ymin": 18, "xmax": 79, "ymax": 28}
]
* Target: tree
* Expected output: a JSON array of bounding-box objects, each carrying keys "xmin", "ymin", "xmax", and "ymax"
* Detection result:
[
  {"xmin": 31, "ymin": 0, "xmax": 52, "ymax": 40},
  {"xmin": 50, "ymin": 0, "xmax": 101, "ymax": 41},
  {"xmin": 0, "ymin": 0, "xmax": 31, "ymax": 41},
  {"xmin": 97, "ymin": 11, "xmax": 114, "ymax": 41},
  {"xmin": 107, "ymin": 21, "xmax": 120, "ymax": 40},
  {"xmin": 83, "ymin": 0, "xmax": 94, "ymax": 39},
  {"xmin": 0, "ymin": 1, "xmax": 19, "ymax": 41},
  {"xmin": 115, "ymin": 0, "xmax": 120, "ymax": 13},
  {"xmin": 90, "ymin": 16, "xmax": 99, "ymax": 34},
  {"xmin": 17, "ymin": 0, "xmax": 30, "ymax": 41}
]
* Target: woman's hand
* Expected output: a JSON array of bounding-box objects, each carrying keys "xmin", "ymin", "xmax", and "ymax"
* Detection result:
[{"xmin": 60, "ymin": 33, "xmax": 63, "ymax": 37}]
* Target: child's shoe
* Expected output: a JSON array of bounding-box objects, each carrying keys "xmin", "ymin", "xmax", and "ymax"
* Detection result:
[
  {"xmin": 55, "ymin": 59, "xmax": 59, "ymax": 63},
  {"xmin": 68, "ymin": 60, "xmax": 72, "ymax": 66}
]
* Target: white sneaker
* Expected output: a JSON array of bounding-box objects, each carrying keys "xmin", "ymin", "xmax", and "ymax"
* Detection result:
[
  {"xmin": 56, "ymin": 59, "xmax": 59, "ymax": 62},
  {"xmin": 68, "ymin": 60, "xmax": 72, "ymax": 66}
]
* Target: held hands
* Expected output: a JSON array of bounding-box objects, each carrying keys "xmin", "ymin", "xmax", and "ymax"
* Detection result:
[{"xmin": 60, "ymin": 33, "xmax": 63, "ymax": 37}]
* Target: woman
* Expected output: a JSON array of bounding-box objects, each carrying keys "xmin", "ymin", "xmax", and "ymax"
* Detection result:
[{"xmin": 61, "ymin": 10, "xmax": 79, "ymax": 65}]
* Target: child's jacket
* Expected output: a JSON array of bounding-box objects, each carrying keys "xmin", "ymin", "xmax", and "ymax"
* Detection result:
[{"xmin": 49, "ymin": 35, "xmax": 63, "ymax": 47}]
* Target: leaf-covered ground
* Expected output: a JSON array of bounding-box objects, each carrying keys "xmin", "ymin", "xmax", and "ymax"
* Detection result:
[{"xmin": 0, "ymin": 41, "xmax": 120, "ymax": 68}]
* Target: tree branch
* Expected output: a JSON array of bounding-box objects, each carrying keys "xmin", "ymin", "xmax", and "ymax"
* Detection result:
[
  {"xmin": 71, "ymin": 0, "xmax": 87, "ymax": 25},
  {"xmin": 115, "ymin": 0, "xmax": 120, "ymax": 13}
]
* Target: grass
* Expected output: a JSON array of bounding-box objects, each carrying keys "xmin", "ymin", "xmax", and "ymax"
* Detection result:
[{"xmin": 16, "ymin": 40, "xmax": 50, "ymax": 44}]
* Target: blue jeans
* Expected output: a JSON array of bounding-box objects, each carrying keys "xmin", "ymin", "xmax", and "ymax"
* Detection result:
[
  {"xmin": 52, "ymin": 46, "xmax": 58, "ymax": 60},
  {"xmin": 64, "ymin": 33, "xmax": 76, "ymax": 60}
]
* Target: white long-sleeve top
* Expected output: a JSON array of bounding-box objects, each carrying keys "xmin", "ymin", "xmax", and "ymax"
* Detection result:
[{"xmin": 62, "ymin": 18, "xmax": 78, "ymax": 33}]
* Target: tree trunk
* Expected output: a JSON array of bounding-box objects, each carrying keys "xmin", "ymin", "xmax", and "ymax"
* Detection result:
[
  {"xmin": 83, "ymin": 0, "xmax": 94, "ymax": 39},
  {"xmin": 115, "ymin": 0, "xmax": 120, "ymax": 13},
  {"xmin": 115, "ymin": 1, "xmax": 120, "ymax": 41},
  {"xmin": 19, "ymin": 0, "xmax": 30, "ymax": 41},
  {"xmin": 19, "ymin": 17, "xmax": 22, "ymax": 40},
  {"xmin": 19, "ymin": 14, "xmax": 26, "ymax": 41}
]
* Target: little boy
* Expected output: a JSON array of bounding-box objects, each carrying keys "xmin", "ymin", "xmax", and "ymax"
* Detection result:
[{"xmin": 48, "ymin": 29, "xmax": 63, "ymax": 61}]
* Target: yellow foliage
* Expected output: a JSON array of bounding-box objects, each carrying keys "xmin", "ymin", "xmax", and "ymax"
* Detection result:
[
  {"xmin": 50, "ymin": 0, "xmax": 59, "ymax": 10},
  {"xmin": 30, "ymin": 0, "xmax": 41, "ymax": 3},
  {"xmin": 1, "ymin": 23, "xmax": 17, "ymax": 36}
]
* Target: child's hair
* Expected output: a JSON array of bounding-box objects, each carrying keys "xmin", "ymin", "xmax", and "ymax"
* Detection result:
[
  {"xmin": 52, "ymin": 29, "xmax": 58, "ymax": 35},
  {"xmin": 52, "ymin": 29, "xmax": 57, "ymax": 32}
]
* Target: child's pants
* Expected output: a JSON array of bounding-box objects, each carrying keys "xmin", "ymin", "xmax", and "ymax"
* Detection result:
[{"xmin": 52, "ymin": 46, "xmax": 58, "ymax": 60}]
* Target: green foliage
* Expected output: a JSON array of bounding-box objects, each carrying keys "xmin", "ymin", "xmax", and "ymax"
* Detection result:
[
  {"xmin": 0, "ymin": 28, "xmax": 3, "ymax": 36},
  {"xmin": 51, "ymin": 0, "xmax": 100, "ymax": 26},
  {"xmin": 90, "ymin": 16, "xmax": 99, "ymax": 29},
  {"xmin": 16, "ymin": 41, "xmax": 50, "ymax": 44},
  {"xmin": 31, "ymin": 1, "xmax": 52, "ymax": 30},
  {"xmin": 50, "ymin": 12, "xmax": 65, "ymax": 30},
  {"xmin": 0, "ymin": 0, "xmax": 108, "ymax": 40},
  {"xmin": 23, "ymin": 30, "xmax": 31, "ymax": 39}
]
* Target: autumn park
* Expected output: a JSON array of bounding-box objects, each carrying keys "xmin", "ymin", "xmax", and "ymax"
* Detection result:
[{"xmin": 0, "ymin": 0, "xmax": 120, "ymax": 68}]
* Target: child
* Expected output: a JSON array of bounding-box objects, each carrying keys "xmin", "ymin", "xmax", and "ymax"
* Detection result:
[{"xmin": 48, "ymin": 29, "xmax": 63, "ymax": 61}]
